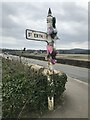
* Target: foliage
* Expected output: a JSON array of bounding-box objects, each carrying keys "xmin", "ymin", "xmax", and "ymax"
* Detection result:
[
  {"xmin": 2, "ymin": 58, "xmax": 67, "ymax": 118},
  {"xmin": 47, "ymin": 73, "xmax": 67, "ymax": 98}
]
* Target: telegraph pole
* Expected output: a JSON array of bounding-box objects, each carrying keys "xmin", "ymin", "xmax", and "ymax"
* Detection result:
[{"xmin": 26, "ymin": 8, "xmax": 58, "ymax": 111}]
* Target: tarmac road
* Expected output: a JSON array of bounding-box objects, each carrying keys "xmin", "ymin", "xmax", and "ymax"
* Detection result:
[{"xmin": 21, "ymin": 57, "xmax": 88, "ymax": 83}]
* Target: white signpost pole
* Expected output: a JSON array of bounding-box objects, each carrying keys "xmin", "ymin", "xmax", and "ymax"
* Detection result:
[
  {"xmin": 26, "ymin": 8, "xmax": 58, "ymax": 111},
  {"xmin": 46, "ymin": 8, "xmax": 58, "ymax": 111}
]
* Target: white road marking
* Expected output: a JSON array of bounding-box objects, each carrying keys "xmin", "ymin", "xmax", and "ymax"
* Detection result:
[{"xmin": 67, "ymin": 76, "xmax": 88, "ymax": 85}]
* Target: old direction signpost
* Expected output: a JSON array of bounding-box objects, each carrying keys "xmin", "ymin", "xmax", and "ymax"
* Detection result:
[
  {"xmin": 26, "ymin": 8, "xmax": 59, "ymax": 110},
  {"xmin": 26, "ymin": 29, "xmax": 48, "ymax": 41}
]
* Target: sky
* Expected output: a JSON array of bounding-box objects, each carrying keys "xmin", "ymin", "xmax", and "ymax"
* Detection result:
[{"xmin": 1, "ymin": 0, "xmax": 89, "ymax": 50}]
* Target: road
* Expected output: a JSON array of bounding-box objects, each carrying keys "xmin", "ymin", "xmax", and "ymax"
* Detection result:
[
  {"xmin": 3, "ymin": 54, "xmax": 88, "ymax": 83},
  {"xmin": 2, "ymin": 54, "xmax": 88, "ymax": 118},
  {"xmin": 21, "ymin": 57, "xmax": 88, "ymax": 83}
]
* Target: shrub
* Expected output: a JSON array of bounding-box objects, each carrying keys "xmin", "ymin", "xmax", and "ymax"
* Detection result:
[{"xmin": 2, "ymin": 58, "xmax": 67, "ymax": 118}]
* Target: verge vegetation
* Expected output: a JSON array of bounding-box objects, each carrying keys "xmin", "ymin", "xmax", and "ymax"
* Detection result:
[{"xmin": 2, "ymin": 58, "xmax": 67, "ymax": 118}]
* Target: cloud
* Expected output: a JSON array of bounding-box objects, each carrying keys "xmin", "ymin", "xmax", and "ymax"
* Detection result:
[
  {"xmin": 1, "ymin": 2, "xmax": 88, "ymax": 49},
  {"xmin": 2, "ymin": 36, "xmax": 46, "ymax": 50},
  {"xmin": 56, "ymin": 41, "xmax": 88, "ymax": 49},
  {"xmin": 57, "ymin": 2, "xmax": 88, "ymax": 23}
]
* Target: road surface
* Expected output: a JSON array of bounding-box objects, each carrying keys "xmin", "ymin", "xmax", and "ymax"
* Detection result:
[
  {"xmin": 3, "ymin": 54, "xmax": 88, "ymax": 83},
  {"xmin": 21, "ymin": 57, "xmax": 88, "ymax": 83},
  {"xmin": 2, "ymin": 54, "xmax": 88, "ymax": 118}
]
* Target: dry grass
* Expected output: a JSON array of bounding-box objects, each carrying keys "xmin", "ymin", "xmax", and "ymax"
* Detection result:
[{"xmin": 57, "ymin": 54, "xmax": 89, "ymax": 61}]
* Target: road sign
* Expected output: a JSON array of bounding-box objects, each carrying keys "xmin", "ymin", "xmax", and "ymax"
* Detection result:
[
  {"xmin": 26, "ymin": 29, "xmax": 48, "ymax": 41},
  {"xmin": 25, "ymin": 8, "xmax": 59, "ymax": 111}
]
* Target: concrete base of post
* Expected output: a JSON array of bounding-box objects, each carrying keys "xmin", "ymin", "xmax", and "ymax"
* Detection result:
[{"xmin": 48, "ymin": 96, "xmax": 54, "ymax": 110}]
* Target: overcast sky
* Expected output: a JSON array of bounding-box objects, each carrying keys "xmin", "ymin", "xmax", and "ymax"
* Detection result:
[{"xmin": 1, "ymin": 1, "xmax": 88, "ymax": 50}]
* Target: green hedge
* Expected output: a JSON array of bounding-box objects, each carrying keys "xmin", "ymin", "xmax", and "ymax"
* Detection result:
[{"xmin": 2, "ymin": 58, "xmax": 67, "ymax": 118}]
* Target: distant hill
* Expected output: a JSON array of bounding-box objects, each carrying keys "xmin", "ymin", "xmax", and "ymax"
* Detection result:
[
  {"xmin": 2, "ymin": 48, "xmax": 90, "ymax": 54},
  {"xmin": 57, "ymin": 49, "xmax": 90, "ymax": 54}
]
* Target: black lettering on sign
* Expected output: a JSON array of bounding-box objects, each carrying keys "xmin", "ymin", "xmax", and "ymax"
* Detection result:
[
  {"xmin": 34, "ymin": 34, "xmax": 38, "ymax": 38},
  {"xmin": 39, "ymin": 34, "xmax": 43, "ymax": 38},
  {"xmin": 28, "ymin": 32, "xmax": 32, "ymax": 37}
]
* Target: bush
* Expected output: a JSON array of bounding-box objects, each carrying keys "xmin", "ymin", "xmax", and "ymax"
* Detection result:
[{"xmin": 2, "ymin": 58, "xmax": 67, "ymax": 118}]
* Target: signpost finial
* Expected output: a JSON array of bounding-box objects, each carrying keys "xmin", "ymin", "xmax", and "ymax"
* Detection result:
[{"xmin": 48, "ymin": 8, "xmax": 52, "ymax": 16}]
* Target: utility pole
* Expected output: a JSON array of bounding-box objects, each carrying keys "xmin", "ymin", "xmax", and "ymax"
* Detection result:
[{"xmin": 26, "ymin": 8, "xmax": 58, "ymax": 110}]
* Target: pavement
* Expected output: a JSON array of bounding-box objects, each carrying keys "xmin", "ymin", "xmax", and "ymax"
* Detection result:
[{"xmin": 42, "ymin": 76, "xmax": 88, "ymax": 118}]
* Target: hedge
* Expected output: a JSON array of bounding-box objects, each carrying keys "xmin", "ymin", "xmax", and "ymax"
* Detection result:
[{"xmin": 2, "ymin": 58, "xmax": 67, "ymax": 118}]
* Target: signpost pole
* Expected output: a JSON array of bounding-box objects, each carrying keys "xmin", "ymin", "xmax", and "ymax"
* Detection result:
[
  {"xmin": 46, "ymin": 8, "xmax": 57, "ymax": 110},
  {"xmin": 26, "ymin": 8, "xmax": 58, "ymax": 111}
]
